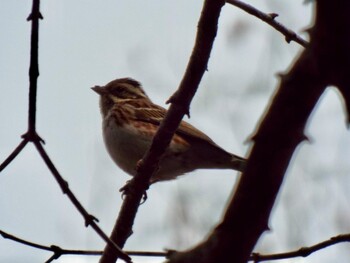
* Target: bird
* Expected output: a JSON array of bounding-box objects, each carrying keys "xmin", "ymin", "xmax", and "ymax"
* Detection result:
[{"xmin": 92, "ymin": 78, "xmax": 246, "ymax": 183}]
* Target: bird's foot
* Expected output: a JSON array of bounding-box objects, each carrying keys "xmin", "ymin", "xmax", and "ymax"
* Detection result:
[{"xmin": 119, "ymin": 179, "xmax": 148, "ymax": 204}]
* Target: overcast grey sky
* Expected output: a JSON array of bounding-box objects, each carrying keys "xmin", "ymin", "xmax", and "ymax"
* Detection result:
[{"xmin": 1, "ymin": 1, "xmax": 350, "ymax": 263}]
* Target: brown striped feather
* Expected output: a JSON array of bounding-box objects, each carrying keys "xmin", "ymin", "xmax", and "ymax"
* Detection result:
[{"xmin": 131, "ymin": 100, "xmax": 221, "ymax": 148}]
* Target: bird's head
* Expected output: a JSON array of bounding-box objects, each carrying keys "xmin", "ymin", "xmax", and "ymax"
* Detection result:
[{"xmin": 92, "ymin": 78, "xmax": 148, "ymax": 116}]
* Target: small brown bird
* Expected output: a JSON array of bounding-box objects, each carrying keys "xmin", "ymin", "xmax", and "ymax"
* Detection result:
[{"xmin": 92, "ymin": 78, "xmax": 246, "ymax": 183}]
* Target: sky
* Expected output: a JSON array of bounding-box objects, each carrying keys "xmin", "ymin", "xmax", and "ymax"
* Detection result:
[{"xmin": 1, "ymin": 1, "xmax": 350, "ymax": 263}]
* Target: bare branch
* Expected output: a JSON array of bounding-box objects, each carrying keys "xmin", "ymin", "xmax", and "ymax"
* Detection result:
[
  {"xmin": 0, "ymin": 229, "xmax": 165, "ymax": 261},
  {"xmin": 0, "ymin": 230, "xmax": 101, "ymax": 263},
  {"xmin": 0, "ymin": 0, "xmax": 42, "ymax": 173},
  {"xmin": 99, "ymin": 0, "xmax": 226, "ymax": 262},
  {"xmin": 0, "ymin": 1, "xmax": 131, "ymax": 261},
  {"xmin": 33, "ymin": 140, "xmax": 131, "ymax": 262},
  {"xmin": 0, "ymin": 230, "xmax": 53, "ymax": 252},
  {"xmin": 226, "ymin": 0, "xmax": 308, "ymax": 47},
  {"xmin": 3, "ymin": 228, "xmax": 350, "ymax": 262},
  {"xmin": 26, "ymin": 0, "xmax": 42, "ymax": 133}
]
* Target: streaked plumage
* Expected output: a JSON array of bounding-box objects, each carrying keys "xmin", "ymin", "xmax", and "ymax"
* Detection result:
[{"xmin": 92, "ymin": 78, "xmax": 246, "ymax": 183}]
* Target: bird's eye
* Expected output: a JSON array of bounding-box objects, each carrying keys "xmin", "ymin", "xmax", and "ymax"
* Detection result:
[{"xmin": 110, "ymin": 87, "xmax": 123, "ymax": 96}]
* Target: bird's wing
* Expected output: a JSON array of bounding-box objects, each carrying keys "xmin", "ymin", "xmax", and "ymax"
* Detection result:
[{"xmin": 134, "ymin": 103, "xmax": 219, "ymax": 146}]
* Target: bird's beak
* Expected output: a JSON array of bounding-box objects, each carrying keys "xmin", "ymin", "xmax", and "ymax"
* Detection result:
[{"xmin": 91, "ymin": 86, "xmax": 106, "ymax": 95}]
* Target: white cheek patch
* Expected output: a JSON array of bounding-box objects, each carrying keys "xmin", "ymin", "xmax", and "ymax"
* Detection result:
[
  {"xmin": 109, "ymin": 95, "xmax": 126, "ymax": 103},
  {"xmin": 110, "ymin": 95, "xmax": 119, "ymax": 103}
]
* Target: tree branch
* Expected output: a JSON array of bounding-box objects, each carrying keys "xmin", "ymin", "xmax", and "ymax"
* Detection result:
[
  {"xmin": 33, "ymin": 140, "xmax": 130, "ymax": 262},
  {"xmin": 226, "ymin": 0, "xmax": 308, "ymax": 47},
  {"xmin": 99, "ymin": 0, "xmax": 226, "ymax": 262},
  {"xmin": 26, "ymin": 0, "xmax": 42, "ymax": 135},
  {"xmin": 0, "ymin": 230, "xmax": 101, "ymax": 263},
  {"xmin": 3, "ymin": 228, "xmax": 350, "ymax": 262},
  {"xmin": 0, "ymin": 229, "xmax": 164, "ymax": 262}
]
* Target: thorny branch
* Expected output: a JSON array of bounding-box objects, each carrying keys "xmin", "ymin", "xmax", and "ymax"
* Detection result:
[{"xmin": 226, "ymin": 0, "xmax": 308, "ymax": 47}]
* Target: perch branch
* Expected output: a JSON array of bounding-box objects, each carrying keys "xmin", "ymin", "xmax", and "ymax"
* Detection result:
[{"xmin": 99, "ymin": 0, "xmax": 226, "ymax": 262}]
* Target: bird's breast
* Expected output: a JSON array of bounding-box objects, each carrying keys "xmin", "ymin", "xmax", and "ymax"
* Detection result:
[{"xmin": 103, "ymin": 118, "xmax": 153, "ymax": 176}]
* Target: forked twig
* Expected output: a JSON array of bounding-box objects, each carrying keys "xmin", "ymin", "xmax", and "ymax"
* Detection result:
[
  {"xmin": 33, "ymin": 140, "xmax": 131, "ymax": 262},
  {"xmin": 0, "ymin": 229, "xmax": 163, "ymax": 262},
  {"xmin": 0, "ymin": 0, "xmax": 130, "ymax": 261}
]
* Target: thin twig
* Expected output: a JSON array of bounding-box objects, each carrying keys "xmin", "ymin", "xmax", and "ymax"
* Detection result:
[
  {"xmin": 0, "ymin": 230, "xmax": 101, "ymax": 263},
  {"xmin": 0, "ymin": 0, "xmax": 42, "ymax": 174},
  {"xmin": 0, "ymin": 230, "xmax": 53, "ymax": 252},
  {"xmin": 26, "ymin": 0, "xmax": 42, "ymax": 133},
  {"xmin": 0, "ymin": 229, "xmax": 165, "ymax": 260},
  {"xmin": 33, "ymin": 140, "xmax": 131, "ymax": 262},
  {"xmin": 250, "ymin": 234, "xmax": 350, "ymax": 261},
  {"xmin": 226, "ymin": 0, "xmax": 308, "ymax": 47},
  {"xmin": 99, "ymin": 0, "xmax": 226, "ymax": 262},
  {"xmin": 3, "ymin": 228, "xmax": 350, "ymax": 262},
  {"xmin": 0, "ymin": 139, "xmax": 28, "ymax": 172}
]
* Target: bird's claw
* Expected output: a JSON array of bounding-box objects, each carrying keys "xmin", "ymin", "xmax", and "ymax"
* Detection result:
[{"xmin": 119, "ymin": 179, "xmax": 148, "ymax": 204}]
